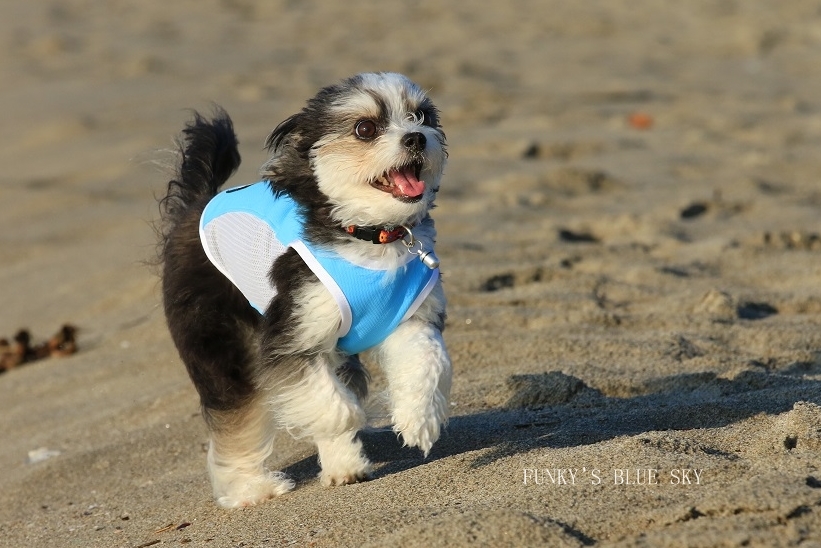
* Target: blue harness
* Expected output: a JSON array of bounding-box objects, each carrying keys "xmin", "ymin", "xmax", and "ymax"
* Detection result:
[{"xmin": 199, "ymin": 183, "xmax": 439, "ymax": 354}]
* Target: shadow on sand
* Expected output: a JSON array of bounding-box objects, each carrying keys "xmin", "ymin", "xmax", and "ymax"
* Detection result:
[{"xmin": 282, "ymin": 367, "xmax": 821, "ymax": 482}]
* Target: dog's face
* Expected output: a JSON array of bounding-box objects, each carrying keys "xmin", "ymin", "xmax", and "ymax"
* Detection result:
[{"xmin": 263, "ymin": 73, "xmax": 447, "ymax": 228}]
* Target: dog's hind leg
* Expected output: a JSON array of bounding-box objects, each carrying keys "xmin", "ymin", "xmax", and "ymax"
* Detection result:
[
  {"xmin": 205, "ymin": 395, "xmax": 294, "ymax": 508},
  {"xmin": 271, "ymin": 354, "xmax": 372, "ymax": 486},
  {"xmin": 162, "ymin": 225, "xmax": 292, "ymax": 507}
]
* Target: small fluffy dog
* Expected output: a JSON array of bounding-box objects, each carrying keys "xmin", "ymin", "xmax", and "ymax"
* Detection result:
[{"xmin": 158, "ymin": 73, "xmax": 451, "ymax": 507}]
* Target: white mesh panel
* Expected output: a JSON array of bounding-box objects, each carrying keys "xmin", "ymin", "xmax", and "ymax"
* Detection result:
[{"xmin": 201, "ymin": 211, "xmax": 285, "ymax": 312}]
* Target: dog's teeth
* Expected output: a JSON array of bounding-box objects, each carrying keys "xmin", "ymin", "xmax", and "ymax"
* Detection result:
[{"xmin": 376, "ymin": 174, "xmax": 392, "ymax": 187}]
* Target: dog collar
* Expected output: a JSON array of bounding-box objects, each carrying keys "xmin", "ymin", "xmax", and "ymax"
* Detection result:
[
  {"xmin": 345, "ymin": 223, "xmax": 439, "ymax": 268},
  {"xmin": 345, "ymin": 224, "xmax": 407, "ymax": 244}
]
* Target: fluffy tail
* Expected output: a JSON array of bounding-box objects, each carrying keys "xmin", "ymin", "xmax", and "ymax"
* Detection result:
[{"xmin": 159, "ymin": 107, "xmax": 241, "ymax": 229}]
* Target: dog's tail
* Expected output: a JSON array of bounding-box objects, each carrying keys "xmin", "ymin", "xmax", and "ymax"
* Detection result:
[{"xmin": 159, "ymin": 107, "xmax": 241, "ymax": 228}]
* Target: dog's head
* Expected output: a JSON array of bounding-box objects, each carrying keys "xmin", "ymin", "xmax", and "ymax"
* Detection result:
[{"xmin": 262, "ymin": 73, "xmax": 447, "ymax": 229}]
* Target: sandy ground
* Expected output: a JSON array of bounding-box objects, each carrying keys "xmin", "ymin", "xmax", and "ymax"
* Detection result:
[{"xmin": 2, "ymin": 1, "xmax": 821, "ymax": 546}]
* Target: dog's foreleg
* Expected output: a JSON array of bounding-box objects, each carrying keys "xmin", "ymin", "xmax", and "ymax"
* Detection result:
[
  {"xmin": 373, "ymin": 284, "xmax": 452, "ymax": 456},
  {"xmin": 272, "ymin": 354, "xmax": 372, "ymax": 486}
]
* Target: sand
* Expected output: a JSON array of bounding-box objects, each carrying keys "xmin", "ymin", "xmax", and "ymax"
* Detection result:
[{"xmin": 2, "ymin": 1, "xmax": 821, "ymax": 546}]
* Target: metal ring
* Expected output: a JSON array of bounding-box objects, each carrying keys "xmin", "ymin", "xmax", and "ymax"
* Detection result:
[
  {"xmin": 407, "ymin": 240, "xmax": 424, "ymax": 255},
  {"xmin": 401, "ymin": 225, "xmax": 415, "ymax": 246},
  {"xmin": 401, "ymin": 226, "xmax": 425, "ymax": 255},
  {"xmin": 401, "ymin": 225, "xmax": 414, "ymax": 243}
]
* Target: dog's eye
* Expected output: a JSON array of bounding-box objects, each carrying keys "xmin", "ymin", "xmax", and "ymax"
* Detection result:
[{"xmin": 354, "ymin": 120, "xmax": 378, "ymax": 140}]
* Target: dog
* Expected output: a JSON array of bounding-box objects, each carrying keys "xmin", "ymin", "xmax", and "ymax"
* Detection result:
[{"xmin": 157, "ymin": 72, "xmax": 452, "ymax": 508}]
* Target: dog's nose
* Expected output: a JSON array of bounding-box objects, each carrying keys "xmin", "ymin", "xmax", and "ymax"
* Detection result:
[{"xmin": 402, "ymin": 132, "xmax": 426, "ymax": 152}]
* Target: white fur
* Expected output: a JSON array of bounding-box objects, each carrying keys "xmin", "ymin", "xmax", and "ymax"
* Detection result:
[
  {"xmin": 367, "ymin": 280, "xmax": 452, "ymax": 455},
  {"xmin": 209, "ymin": 443, "xmax": 295, "ymax": 508},
  {"xmin": 271, "ymin": 355, "xmax": 366, "ymax": 439},
  {"xmin": 206, "ymin": 399, "xmax": 295, "ymax": 508},
  {"xmin": 310, "ymin": 74, "xmax": 447, "ymax": 229},
  {"xmin": 311, "ymin": 139, "xmax": 445, "ymax": 228},
  {"xmin": 284, "ymin": 281, "xmax": 344, "ymax": 353},
  {"xmin": 278, "ymin": 73, "xmax": 450, "ymax": 484},
  {"xmin": 316, "ymin": 432, "xmax": 372, "ymax": 486},
  {"xmin": 269, "ymin": 355, "xmax": 372, "ymax": 487},
  {"xmin": 191, "ymin": 73, "xmax": 450, "ymax": 506}
]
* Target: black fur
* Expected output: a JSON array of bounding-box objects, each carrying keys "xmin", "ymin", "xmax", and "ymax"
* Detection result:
[
  {"xmin": 262, "ymin": 106, "xmax": 343, "ymax": 249},
  {"xmin": 159, "ymin": 108, "xmax": 241, "ymax": 238},
  {"xmin": 159, "ymin": 110, "xmax": 263, "ymax": 412},
  {"xmin": 158, "ymin": 108, "xmax": 369, "ymax": 415},
  {"xmin": 156, "ymin": 74, "xmax": 450, "ymax": 506},
  {"xmin": 258, "ymin": 75, "xmax": 441, "ymax": 252}
]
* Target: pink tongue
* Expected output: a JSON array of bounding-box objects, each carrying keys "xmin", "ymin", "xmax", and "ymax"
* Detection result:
[{"xmin": 389, "ymin": 166, "xmax": 425, "ymax": 198}]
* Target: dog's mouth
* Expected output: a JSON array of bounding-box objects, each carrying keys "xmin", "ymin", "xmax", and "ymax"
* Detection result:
[{"xmin": 369, "ymin": 163, "xmax": 425, "ymax": 203}]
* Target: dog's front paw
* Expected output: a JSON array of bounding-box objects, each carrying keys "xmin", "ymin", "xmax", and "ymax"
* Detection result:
[
  {"xmin": 214, "ymin": 470, "xmax": 294, "ymax": 509},
  {"xmin": 316, "ymin": 433, "xmax": 373, "ymax": 487},
  {"xmin": 319, "ymin": 464, "xmax": 372, "ymax": 487},
  {"xmin": 393, "ymin": 392, "xmax": 448, "ymax": 456}
]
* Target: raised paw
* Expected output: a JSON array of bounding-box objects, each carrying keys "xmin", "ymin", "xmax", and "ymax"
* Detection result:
[{"xmin": 393, "ymin": 397, "xmax": 448, "ymax": 456}]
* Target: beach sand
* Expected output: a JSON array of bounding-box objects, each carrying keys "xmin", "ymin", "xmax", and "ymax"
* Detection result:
[{"xmin": 1, "ymin": 1, "xmax": 821, "ymax": 546}]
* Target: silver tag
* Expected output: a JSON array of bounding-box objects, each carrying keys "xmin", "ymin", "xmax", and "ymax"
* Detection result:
[
  {"xmin": 417, "ymin": 249, "xmax": 440, "ymax": 269},
  {"xmin": 401, "ymin": 225, "xmax": 440, "ymax": 270}
]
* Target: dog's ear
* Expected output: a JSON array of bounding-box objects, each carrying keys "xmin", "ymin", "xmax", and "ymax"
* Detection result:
[
  {"xmin": 264, "ymin": 114, "xmax": 301, "ymax": 153},
  {"xmin": 261, "ymin": 113, "xmax": 314, "ymax": 185}
]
